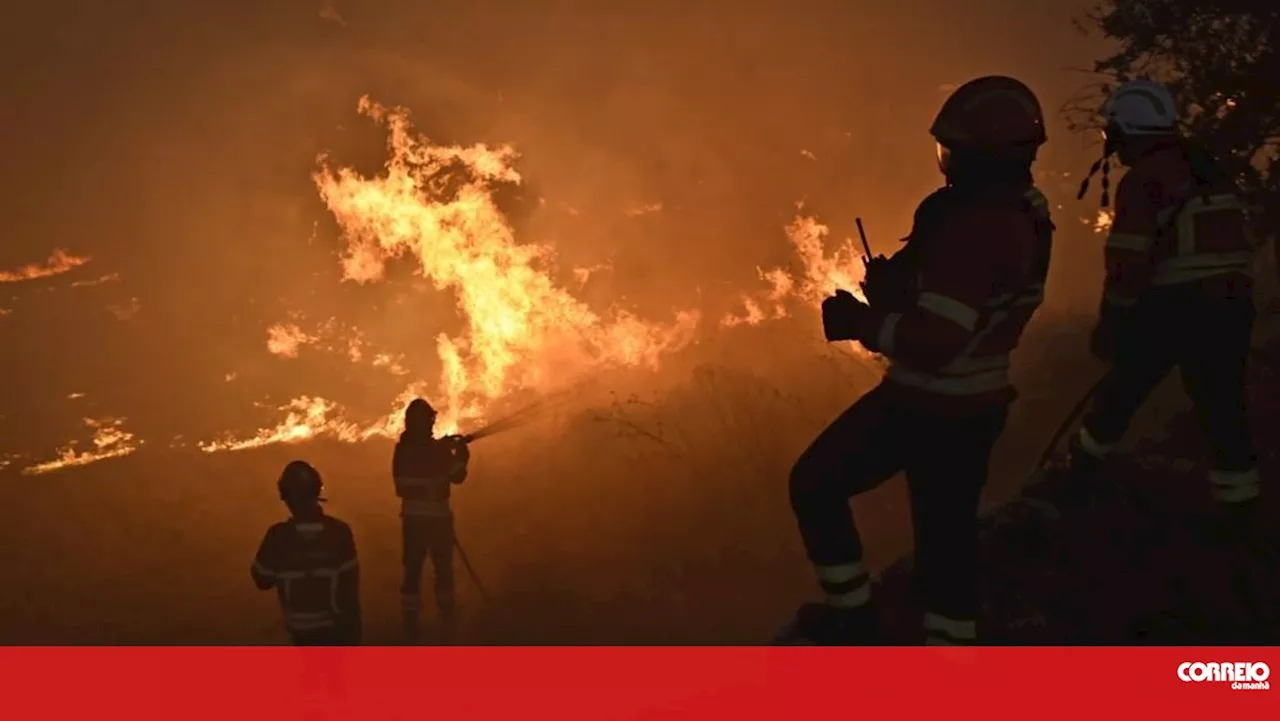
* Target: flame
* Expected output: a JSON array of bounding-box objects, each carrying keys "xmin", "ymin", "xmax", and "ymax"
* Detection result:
[
  {"xmin": 266, "ymin": 323, "xmax": 317, "ymax": 358},
  {"xmin": 265, "ymin": 319, "xmax": 395, "ymax": 369},
  {"xmin": 778, "ymin": 216, "xmax": 870, "ymax": 304},
  {"xmin": 198, "ymin": 397, "xmax": 363, "ymax": 452},
  {"xmin": 723, "ymin": 216, "xmax": 869, "ymax": 327},
  {"xmin": 346, "ymin": 337, "xmax": 364, "ymax": 363},
  {"xmin": 199, "ymin": 386, "xmax": 431, "ymax": 452},
  {"xmin": 203, "ymin": 96, "xmax": 699, "ymax": 450},
  {"xmin": 27, "ymin": 100, "xmax": 887, "ymax": 464},
  {"xmin": 0, "ymin": 249, "xmax": 90, "ymax": 284},
  {"xmin": 1092, "ymin": 209, "xmax": 1114, "ymax": 234},
  {"xmin": 722, "ymin": 296, "xmax": 768, "ymax": 328},
  {"xmin": 22, "ymin": 418, "xmax": 140, "ymax": 475},
  {"xmin": 371, "ymin": 353, "xmax": 410, "ymax": 375}
]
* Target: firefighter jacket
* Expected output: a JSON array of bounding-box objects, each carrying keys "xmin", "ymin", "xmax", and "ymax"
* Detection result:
[
  {"xmin": 860, "ymin": 185, "xmax": 1053, "ymax": 414},
  {"xmin": 251, "ymin": 514, "xmax": 361, "ymax": 637},
  {"xmin": 393, "ymin": 432, "xmax": 468, "ymax": 518},
  {"xmin": 1101, "ymin": 145, "xmax": 1256, "ymax": 318}
]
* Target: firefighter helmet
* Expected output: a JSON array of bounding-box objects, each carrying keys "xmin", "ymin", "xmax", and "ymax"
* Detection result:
[
  {"xmin": 278, "ymin": 460, "xmax": 324, "ymax": 503},
  {"xmin": 404, "ymin": 398, "xmax": 437, "ymax": 433},
  {"xmin": 1102, "ymin": 79, "xmax": 1177, "ymax": 138},
  {"xmin": 931, "ymin": 76, "xmax": 1047, "ymax": 151}
]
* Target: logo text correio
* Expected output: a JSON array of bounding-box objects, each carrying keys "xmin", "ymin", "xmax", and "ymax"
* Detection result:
[{"xmin": 1178, "ymin": 662, "xmax": 1270, "ymax": 691}]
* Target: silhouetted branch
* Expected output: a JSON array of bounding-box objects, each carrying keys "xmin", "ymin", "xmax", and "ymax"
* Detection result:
[{"xmin": 1068, "ymin": 1, "xmax": 1280, "ymax": 242}]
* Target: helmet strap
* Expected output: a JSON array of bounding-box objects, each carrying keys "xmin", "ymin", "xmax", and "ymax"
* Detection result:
[
  {"xmin": 1075, "ymin": 154, "xmax": 1113, "ymax": 208},
  {"xmin": 1100, "ymin": 158, "xmax": 1111, "ymax": 207}
]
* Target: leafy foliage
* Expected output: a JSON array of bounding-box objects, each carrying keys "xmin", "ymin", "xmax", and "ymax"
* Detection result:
[{"xmin": 1067, "ymin": 1, "xmax": 1280, "ymax": 238}]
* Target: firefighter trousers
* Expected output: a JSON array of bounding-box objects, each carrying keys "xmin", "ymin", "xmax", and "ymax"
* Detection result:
[
  {"xmin": 789, "ymin": 382, "xmax": 1009, "ymax": 644},
  {"xmin": 401, "ymin": 514, "xmax": 456, "ymax": 610},
  {"xmin": 1081, "ymin": 285, "xmax": 1258, "ymax": 504}
]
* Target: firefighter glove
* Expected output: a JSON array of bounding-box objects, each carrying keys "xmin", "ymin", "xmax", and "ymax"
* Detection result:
[
  {"xmin": 445, "ymin": 435, "xmax": 471, "ymax": 461},
  {"xmin": 821, "ymin": 289, "xmax": 871, "ymax": 342}
]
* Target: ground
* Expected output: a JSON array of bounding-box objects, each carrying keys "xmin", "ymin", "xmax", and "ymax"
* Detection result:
[{"xmin": 1, "ymin": 314, "xmax": 1275, "ymax": 645}]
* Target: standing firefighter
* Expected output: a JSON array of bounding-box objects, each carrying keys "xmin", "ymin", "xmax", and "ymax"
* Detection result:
[
  {"xmin": 1069, "ymin": 79, "xmax": 1261, "ymax": 514},
  {"xmin": 394, "ymin": 398, "xmax": 470, "ymax": 625},
  {"xmin": 251, "ymin": 460, "xmax": 362, "ymax": 645},
  {"xmin": 780, "ymin": 76, "xmax": 1054, "ymax": 645}
]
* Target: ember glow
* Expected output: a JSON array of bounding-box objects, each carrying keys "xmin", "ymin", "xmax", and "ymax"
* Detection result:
[
  {"xmin": 22, "ymin": 418, "xmax": 141, "ymax": 476},
  {"xmin": 623, "ymin": 202, "xmax": 663, "ymax": 217},
  {"xmin": 69, "ymin": 273, "xmax": 121, "ymax": 288},
  {"xmin": 1093, "ymin": 209, "xmax": 1114, "ymax": 233},
  {"xmin": 0, "ymin": 249, "xmax": 90, "ymax": 284}
]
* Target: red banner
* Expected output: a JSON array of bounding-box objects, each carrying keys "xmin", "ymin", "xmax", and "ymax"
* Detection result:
[{"xmin": 2, "ymin": 648, "xmax": 1275, "ymax": 719}]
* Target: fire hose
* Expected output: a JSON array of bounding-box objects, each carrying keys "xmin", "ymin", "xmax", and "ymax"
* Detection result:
[
  {"xmin": 453, "ymin": 535, "xmax": 490, "ymax": 603},
  {"xmin": 438, "ymin": 403, "xmax": 547, "ymax": 605},
  {"xmin": 435, "ymin": 388, "xmax": 581, "ymax": 603},
  {"xmin": 1023, "ymin": 344, "xmax": 1276, "ymax": 486},
  {"xmin": 1022, "ymin": 373, "xmax": 1108, "ymax": 486}
]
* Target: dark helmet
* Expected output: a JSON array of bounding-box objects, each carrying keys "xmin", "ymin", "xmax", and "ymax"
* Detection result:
[
  {"xmin": 278, "ymin": 460, "xmax": 324, "ymax": 503},
  {"xmin": 931, "ymin": 76, "xmax": 1047, "ymax": 153},
  {"xmin": 404, "ymin": 398, "xmax": 437, "ymax": 433}
]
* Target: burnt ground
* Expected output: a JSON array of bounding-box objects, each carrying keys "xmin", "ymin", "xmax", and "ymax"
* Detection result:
[{"xmin": 876, "ymin": 342, "xmax": 1280, "ymax": 645}]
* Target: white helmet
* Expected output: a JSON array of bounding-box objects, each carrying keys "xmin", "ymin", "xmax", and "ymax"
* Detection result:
[{"xmin": 1102, "ymin": 79, "xmax": 1177, "ymax": 136}]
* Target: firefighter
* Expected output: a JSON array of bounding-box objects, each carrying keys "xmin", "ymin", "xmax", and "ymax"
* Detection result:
[
  {"xmin": 779, "ymin": 76, "xmax": 1055, "ymax": 646},
  {"xmin": 1068, "ymin": 78, "xmax": 1261, "ymax": 515},
  {"xmin": 394, "ymin": 398, "xmax": 470, "ymax": 627},
  {"xmin": 251, "ymin": 460, "xmax": 362, "ymax": 645}
]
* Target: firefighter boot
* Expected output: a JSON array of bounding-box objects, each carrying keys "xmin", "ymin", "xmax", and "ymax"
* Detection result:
[{"xmin": 774, "ymin": 602, "xmax": 879, "ymax": 645}]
